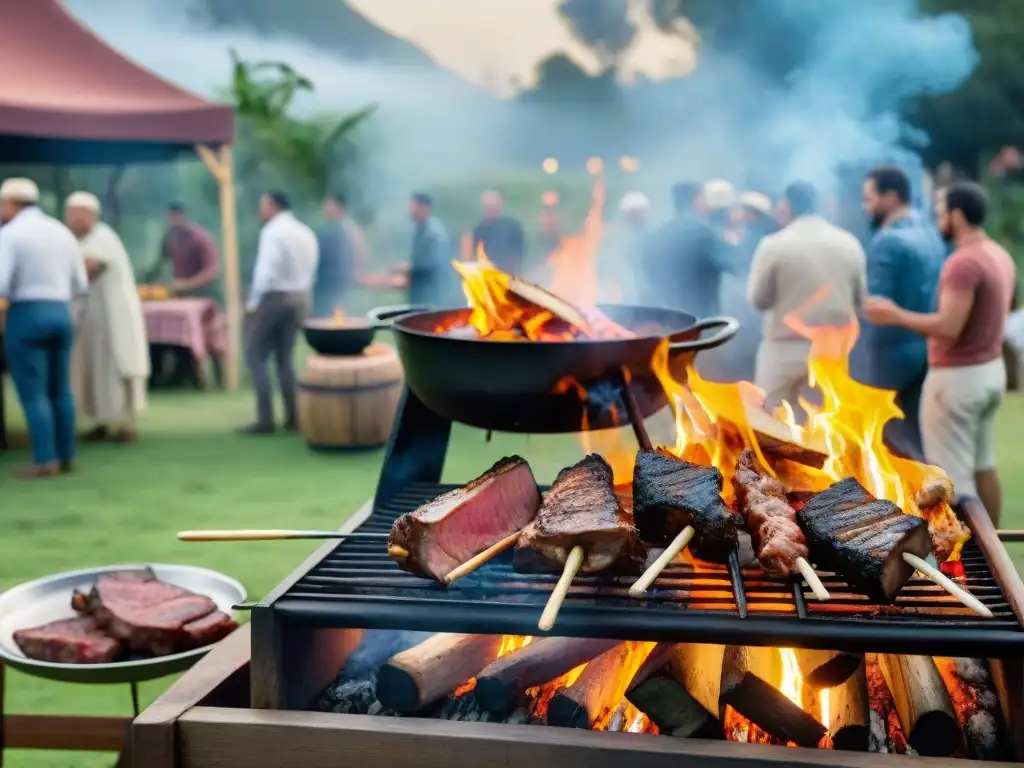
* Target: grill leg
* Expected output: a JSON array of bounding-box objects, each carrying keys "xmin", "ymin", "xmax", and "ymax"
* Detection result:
[{"xmin": 373, "ymin": 387, "xmax": 451, "ymax": 511}]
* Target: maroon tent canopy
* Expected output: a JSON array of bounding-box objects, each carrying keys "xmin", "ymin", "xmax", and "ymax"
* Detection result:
[{"xmin": 0, "ymin": 0, "xmax": 235, "ymax": 164}]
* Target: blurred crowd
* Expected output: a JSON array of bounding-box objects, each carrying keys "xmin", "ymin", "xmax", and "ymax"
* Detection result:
[{"xmin": 0, "ymin": 168, "xmax": 1018, "ymax": 529}]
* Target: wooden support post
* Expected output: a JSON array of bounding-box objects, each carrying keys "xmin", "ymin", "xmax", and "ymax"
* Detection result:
[{"xmin": 195, "ymin": 143, "xmax": 241, "ymax": 390}]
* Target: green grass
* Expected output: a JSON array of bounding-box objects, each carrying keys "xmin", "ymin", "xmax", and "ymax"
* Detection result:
[{"xmin": 1, "ymin": 386, "xmax": 1023, "ymax": 767}]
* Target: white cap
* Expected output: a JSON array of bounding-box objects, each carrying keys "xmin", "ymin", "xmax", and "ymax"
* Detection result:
[
  {"xmin": 0, "ymin": 178, "xmax": 39, "ymax": 203},
  {"xmin": 66, "ymin": 191, "xmax": 101, "ymax": 214},
  {"xmin": 738, "ymin": 190, "xmax": 773, "ymax": 216},
  {"xmin": 702, "ymin": 179, "xmax": 735, "ymax": 209},
  {"xmin": 619, "ymin": 191, "xmax": 650, "ymax": 212}
]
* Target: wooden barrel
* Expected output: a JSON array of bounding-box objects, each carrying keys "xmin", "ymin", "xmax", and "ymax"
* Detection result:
[{"xmin": 298, "ymin": 344, "xmax": 404, "ymax": 451}]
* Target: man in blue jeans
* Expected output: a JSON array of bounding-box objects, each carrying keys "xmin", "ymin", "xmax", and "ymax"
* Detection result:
[{"xmin": 0, "ymin": 178, "xmax": 89, "ymax": 478}]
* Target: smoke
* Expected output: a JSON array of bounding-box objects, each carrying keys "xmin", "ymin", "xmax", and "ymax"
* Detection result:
[
  {"xmin": 625, "ymin": 0, "xmax": 979, "ymax": 196},
  {"xmin": 62, "ymin": 0, "xmax": 514, "ymax": 201}
]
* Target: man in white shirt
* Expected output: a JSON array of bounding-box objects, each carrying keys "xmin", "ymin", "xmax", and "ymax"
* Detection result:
[
  {"xmin": 240, "ymin": 190, "xmax": 318, "ymax": 434},
  {"xmin": 0, "ymin": 177, "xmax": 89, "ymax": 478},
  {"xmin": 747, "ymin": 181, "xmax": 867, "ymax": 413},
  {"xmin": 65, "ymin": 192, "xmax": 150, "ymax": 444}
]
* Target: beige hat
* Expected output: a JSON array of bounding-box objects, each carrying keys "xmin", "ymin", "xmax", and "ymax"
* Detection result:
[
  {"xmin": 702, "ymin": 179, "xmax": 735, "ymax": 209},
  {"xmin": 619, "ymin": 191, "xmax": 650, "ymax": 212},
  {"xmin": 0, "ymin": 177, "xmax": 39, "ymax": 203},
  {"xmin": 738, "ymin": 190, "xmax": 773, "ymax": 216},
  {"xmin": 66, "ymin": 191, "xmax": 101, "ymax": 214}
]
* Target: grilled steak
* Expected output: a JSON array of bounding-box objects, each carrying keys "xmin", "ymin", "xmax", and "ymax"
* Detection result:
[
  {"xmin": 75, "ymin": 569, "xmax": 219, "ymax": 655},
  {"xmin": 734, "ymin": 450, "xmax": 808, "ymax": 576},
  {"xmin": 515, "ymin": 454, "xmax": 643, "ymax": 573},
  {"xmin": 13, "ymin": 616, "xmax": 121, "ymax": 664},
  {"xmin": 797, "ymin": 478, "xmax": 932, "ymax": 602},
  {"xmin": 389, "ymin": 456, "xmax": 541, "ymax": 581},
  {"xmin": 632, "ymin": 449, "xmax": 738, "ymax": 563},
  {"xmin": 180, "ymin": 610, "xmax": 238, "ymax": 649}
]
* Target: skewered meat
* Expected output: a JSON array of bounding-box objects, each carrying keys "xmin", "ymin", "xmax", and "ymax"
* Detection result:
[
  {"xmin": 389, "ymin": 456, "xmax": 541, "ymax": 581},
  {"xmin": 632, "ymin": 449, "xmax": 738, "ymax": 562},
  {"xmin": 733, "ymin": 450, "xmax": 808, "ymax": 576},
  {"xmin": 798, "ymin": 478, "xmax": 932, "ymax": 602},
  {"xmin": 515, "ymin": 454, "xmax": 642, "ymax": 573},
  {"xmin": 916, "ymin": 475, "xmax": 955, "ymax": 509}
]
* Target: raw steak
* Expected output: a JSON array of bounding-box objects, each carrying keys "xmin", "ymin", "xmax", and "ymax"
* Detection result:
[{"xmin": 389, "ymin": 456, "xmax": 541, "ymax": 581}]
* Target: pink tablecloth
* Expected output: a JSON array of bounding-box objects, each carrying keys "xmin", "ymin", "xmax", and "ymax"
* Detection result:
[{"xmin": 143, "ymin": 298, "xmax": 227, "ymax": 360}]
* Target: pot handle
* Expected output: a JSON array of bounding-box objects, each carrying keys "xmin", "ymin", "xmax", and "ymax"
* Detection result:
[
  {"xmin": 667, "ymin": 316, "xmax": 740, "ymax": 353},
  {"xmin": 367, "ymin": 304, "xmax": 429, "ymax": 331}
]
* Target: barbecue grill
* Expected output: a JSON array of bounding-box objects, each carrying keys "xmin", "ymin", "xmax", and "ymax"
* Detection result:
[{"xmin": 249, "ymin": 380, "xmax": 1024, "ymax": 712}]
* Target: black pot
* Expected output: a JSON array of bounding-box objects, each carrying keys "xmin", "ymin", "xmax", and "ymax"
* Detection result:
[
  {"xmin": 303, "ymin": 306, "xmax": 429, "ymax": 357},
  {"xmin": 370, "ymin": 304, "xmax": 739, "ymax": 433}
]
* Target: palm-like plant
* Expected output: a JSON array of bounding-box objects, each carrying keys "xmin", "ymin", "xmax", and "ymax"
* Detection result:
[{"xmin": 228, "ymin": 49, "xmax": 376, "ymax": 197}]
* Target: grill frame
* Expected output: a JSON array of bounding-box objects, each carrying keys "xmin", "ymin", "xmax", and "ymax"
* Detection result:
[{"xmin": 264, "ymin": 482, "xmax": 1023, "ymax": 659}]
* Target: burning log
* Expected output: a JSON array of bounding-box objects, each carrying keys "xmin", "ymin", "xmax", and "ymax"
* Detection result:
[
  {"xmin": 828, "ymin": 660, "xmax": 870, "ymax": 752},
  {"xmin": 547, "ymin": 642, "xmax": 652, "ymax": 729},
  {"xmin": 376, "ymin": 633, "xmax": 502, "ymax": 712},
  {"xmin": 738, "ymin": 406, "xmax": 829, "ymax": 469},
  {"xmin": 934, "ymin": 657, "xmax": 1009, "ymax": 761},
  {"xmin": 626, "ymin": 644, "xmax": 721, "ymax": 739},
  {"xmin": 877, "ymin": 654, "xmax": 963, "ymax": 756},
  {"xmin": 669, "ymin": 643, "xmax": 726, "ymax": 720},
  {"xmin": 719, "ymin": 645, "xmax": 827, "ymax": 748},
  {"xmin": 474, "ymin": 637, "xmax": 618, "ymax": 716},
  {"xmin": 792, "ymin": 649, "xmax": 864, "ymax": 689}
]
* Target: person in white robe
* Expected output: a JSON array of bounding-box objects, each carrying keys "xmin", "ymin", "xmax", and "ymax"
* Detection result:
[{"xmin": 65, "ymin": 192, "xmax": 150, "ymax": 442}]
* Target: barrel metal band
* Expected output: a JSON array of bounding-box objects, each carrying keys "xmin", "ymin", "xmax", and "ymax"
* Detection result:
[{"xmin": 297, "ymin": 379, "xmax": 403, "ymax": 395}]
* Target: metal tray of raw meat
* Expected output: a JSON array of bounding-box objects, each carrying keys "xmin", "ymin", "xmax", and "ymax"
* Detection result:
[{"xmin": 0, "ymin": 563, "xmax": 246, "ymax": 684}]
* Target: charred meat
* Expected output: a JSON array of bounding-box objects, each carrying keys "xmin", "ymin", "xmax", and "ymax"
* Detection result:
[
  {"xmin": 733, "ymin": 450, "xmax": 808, "ymax": 576},
  {"xmin": 797, "ymin": 478, "xmax": 932, "ymax": 602},
  {"xmin": 389, "ymin": 456, "xmax": 542, "ymax": 581},
  {"xmin": 515, "ymin": 454, "xmax": 642, "ymax": 574},
  {"xmin": 631, "ymin": 449, "xmax": 738, "ymax": 562}
]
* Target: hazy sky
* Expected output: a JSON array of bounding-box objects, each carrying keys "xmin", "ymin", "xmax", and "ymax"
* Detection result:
[{"xmin": 347, "ymin": 0, "xmax": 694, "ymax": 93}]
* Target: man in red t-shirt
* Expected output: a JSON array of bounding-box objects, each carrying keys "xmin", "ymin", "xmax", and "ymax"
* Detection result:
[{"xmin": 864, "ymin": 182, "xmax": 1016, "ymax": 523}]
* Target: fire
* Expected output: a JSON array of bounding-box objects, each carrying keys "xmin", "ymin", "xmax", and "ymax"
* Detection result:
[
  {"xmin": 546, "ymin": 175, "xmax": 605, "ymax": 308},
  {"xmin": 332, "ymin": 306, "xmax": 345, "ymax": 324}
]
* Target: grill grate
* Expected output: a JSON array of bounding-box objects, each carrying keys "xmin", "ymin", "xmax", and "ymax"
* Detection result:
[{"xmin": 273, "ymin": 483, "xmax": 1024, "ymax": 657}]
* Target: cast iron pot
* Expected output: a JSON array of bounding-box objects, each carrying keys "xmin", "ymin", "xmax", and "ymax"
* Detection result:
[
  {"xmin": 303, "ymin": 307, "xmax": 429, "ymax": 357},
  {"xmin": 369, "ymin": 304, "xmax": 739, "ymax": 434}
]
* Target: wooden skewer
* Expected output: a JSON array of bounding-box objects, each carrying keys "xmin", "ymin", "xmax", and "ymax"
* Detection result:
[
  {"xmin": 538, "ymin": 545, "xmax": 585, "ymax": 631},
  {"xmin": 795, "ymin": 557, "xmax": 830, "ymax": 601},
  {"xmin": 629, "ymin": 526, "xmax": 694, "ymax": 597},
  {"xmin": 903, "ymin": 552, "xmax": 992, "ymax": 618},
  {"xmin": 443, "ymin": 530, "xmax": 522, "ymax": 584},
  {"xmin": 178, "ymin": 529, "xmax": 389, "ymax": 542}
]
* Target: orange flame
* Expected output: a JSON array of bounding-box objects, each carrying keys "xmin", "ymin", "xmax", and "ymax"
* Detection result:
[{"xmin": 546, "ymin": 176, "xmax": 605, "ymax": 308}]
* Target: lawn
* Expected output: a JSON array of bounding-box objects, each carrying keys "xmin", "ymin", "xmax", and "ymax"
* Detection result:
[{"xmin": 1, "ymin": 384, "xmax": 1023, "ymax": 767}]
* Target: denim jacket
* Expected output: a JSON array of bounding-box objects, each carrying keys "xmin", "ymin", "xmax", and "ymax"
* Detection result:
[{"xmin": 856, "ymin": 212, "xmax": 945, "ymax": 389}]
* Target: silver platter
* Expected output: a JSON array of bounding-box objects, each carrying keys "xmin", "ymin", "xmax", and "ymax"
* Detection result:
[{"xmin": 0, "ymin": 563, "xmax": 246, "ymax": 685}]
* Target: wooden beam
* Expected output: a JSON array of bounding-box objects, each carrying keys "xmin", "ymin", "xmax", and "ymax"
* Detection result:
[
  {"xmin": 195, "ymin": 143, "xmax": 241, "ymax": 390},
  {"xmin": 4, "ymin": 714, "xmax": 131, "ymax": 751}
]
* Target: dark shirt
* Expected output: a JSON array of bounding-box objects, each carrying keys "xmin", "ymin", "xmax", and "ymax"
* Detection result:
[
  {"xmin": 641, "ymin": 213, "xmax": 730, "ymax": 318},
  {"xmin": 472, "ymin": 216, "xmax": 525, "ymax": 275},
  {"xmin": 857, "ymin": 212, "xmax": 945, "ymax": 388},
  {"xmin": 313, "ymin": 220, "xmax": 355, "ymax": 315},
  {"xmin": 410, "ymin": 216, "xmax": 455, "ymax": 307}
]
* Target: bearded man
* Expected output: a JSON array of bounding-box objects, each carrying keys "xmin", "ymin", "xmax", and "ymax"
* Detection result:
[{"xmin": 859, "ymin": 166, "xmax": 945, "ymax": 457}]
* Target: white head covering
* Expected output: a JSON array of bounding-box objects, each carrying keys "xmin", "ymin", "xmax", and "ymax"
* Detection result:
[
  {"xmin": 66, "ymin": 191, "xmax": 101, "ymax": 214},
  {"xmin": 0, "ymin": 177, "xmax": 39, "ymax": 203},
  {"xmin": 738, "ymin": 191, "xmax": 773, "ymax": 216},
  {"xmin": 702, "ymin": 179, "xmax": 735, "ymax": 210},
  {"xmin": 619, "ymin": 191, "xmax": 650, "ymax": 212}
]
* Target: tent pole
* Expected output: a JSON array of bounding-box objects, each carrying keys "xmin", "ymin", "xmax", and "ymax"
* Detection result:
[
  {"xmin": 216, "ymin": 145, "xmax": 241, "ymax": 391},
  {"xmin": 195, "ymin": 144, "xmax": 241, "ymax": 391}
]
